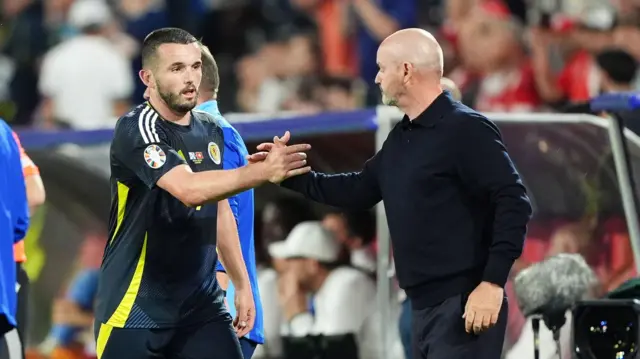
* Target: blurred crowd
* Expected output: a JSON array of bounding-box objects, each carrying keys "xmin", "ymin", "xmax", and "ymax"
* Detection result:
[{"xmin": 1, "ymin": 0, "xmax": 640, "ymax": 130}]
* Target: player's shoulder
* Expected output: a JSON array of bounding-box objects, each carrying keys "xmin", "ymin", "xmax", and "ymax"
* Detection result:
[
  {"xmin": 192, "ymin": 109, "xmax": 224, "ymax": 130},
  {"xmin": 114, "ymin": 103, "xmax": 165, "ymax": 143}
]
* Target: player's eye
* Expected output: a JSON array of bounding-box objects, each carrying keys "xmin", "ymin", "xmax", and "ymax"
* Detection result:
[{"xmin": 193, "ymin": 63, "xmax": 202, "ymax": 69}]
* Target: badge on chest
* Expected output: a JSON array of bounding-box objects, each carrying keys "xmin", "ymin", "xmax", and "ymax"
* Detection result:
[{"xmin": 177, "ymin": 141, "xmax": 222, "ymax": 172}]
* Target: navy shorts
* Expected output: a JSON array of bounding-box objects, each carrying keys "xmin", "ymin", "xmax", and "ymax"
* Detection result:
[{"xmin": 95, "ymin": 318, "xmax": 242, "ymax": 359}]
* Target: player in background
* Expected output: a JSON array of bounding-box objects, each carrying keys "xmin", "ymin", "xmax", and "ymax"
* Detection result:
[
  {"xmin": 0, "ymin": 132, "xmax": 46, "ymax": 359},
  {"xmin": 95, "ymin": 27, "xmax": 310, "ymax": 359},
  {"xmin": 195, "ymin": 44, "xmax": 264, "ymax": 358},
  {"xmin": 0, "ymin": 119, "xmax": 29, "ymax": 359}
]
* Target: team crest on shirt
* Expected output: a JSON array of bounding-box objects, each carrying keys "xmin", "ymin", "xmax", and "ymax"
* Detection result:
[
  {"xmin": 208, "ymin": 142, "xmax": 221, "ymax": 165},
  {"xmin": 144, "ymin": 144, "xmax": 166, "ymax": 169}
]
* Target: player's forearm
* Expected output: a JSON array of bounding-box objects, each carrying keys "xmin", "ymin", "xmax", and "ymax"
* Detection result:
[
  {"xmin": 184, "ymin": 164, "xmax": 267, "ymax": 207},
  {"xmin": 216, "ymin": 200, "xmax": 250, "ymax": 290}
]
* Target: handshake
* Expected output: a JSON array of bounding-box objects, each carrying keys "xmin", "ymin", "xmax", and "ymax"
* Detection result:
[{"xmin": 248, "ymin": 131, "xmax": 312, "ymax": 184}]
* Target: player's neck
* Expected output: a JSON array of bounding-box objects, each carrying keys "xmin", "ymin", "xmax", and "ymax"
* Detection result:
[{"xmin": 149, "ymin": 96, "xmax": 191, "ymax": 126}]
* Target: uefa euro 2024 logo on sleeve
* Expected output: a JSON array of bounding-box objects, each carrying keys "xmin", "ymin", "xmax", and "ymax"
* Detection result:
[{"xmin": 144, "ymin": 144, "xmax": 166, "ymax": 169}]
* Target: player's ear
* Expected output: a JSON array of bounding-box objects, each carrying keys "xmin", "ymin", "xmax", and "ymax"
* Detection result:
[{"xmin": 139, "ymin": 69, "xmax": 153, "ymax": 88}]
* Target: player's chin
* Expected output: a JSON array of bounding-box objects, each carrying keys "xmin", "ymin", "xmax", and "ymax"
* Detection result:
[{"xmin": 171, "ymin": 101, "xmax": 197, "ymax": 113}]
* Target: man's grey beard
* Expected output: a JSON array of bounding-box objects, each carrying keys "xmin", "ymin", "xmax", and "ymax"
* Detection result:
[{"xmin": 382, "ymin": 93, "xmax": 398, "ymax": 107}]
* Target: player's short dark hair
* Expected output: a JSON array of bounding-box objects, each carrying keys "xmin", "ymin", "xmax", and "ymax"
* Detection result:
[
  {"xmin": 199, "ymin": 44, "xmax": 220, "ymax": 94},
  {"xmin": 327, "ymin": 210, "xmax": 376, "ymax": 246},
  {"xmin": 595, "ymin": 48, "xmax": 638, "ymax": 84},
  {"xmin": 141, "ymin": 27, "xmax": 198, "ymax": 68}
]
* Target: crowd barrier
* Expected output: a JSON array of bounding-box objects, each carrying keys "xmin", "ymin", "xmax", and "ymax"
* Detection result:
[{"xmin": 15, "ymin": 104, "xmax": 640, "ymax": 357}]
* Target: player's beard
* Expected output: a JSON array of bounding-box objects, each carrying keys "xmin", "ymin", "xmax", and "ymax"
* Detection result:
[{"xmin": 158, "ymin": 85, "xmax": 198, "ymax": 114}]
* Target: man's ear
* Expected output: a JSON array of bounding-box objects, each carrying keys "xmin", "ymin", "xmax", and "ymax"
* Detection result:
[{"xmin": 139, "ymin": 69, "xmax": 154, "ymax": 88}]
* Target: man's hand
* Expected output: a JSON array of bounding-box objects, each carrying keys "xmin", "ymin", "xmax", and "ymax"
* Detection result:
[
  {"xmin": 254, "ymin": 131, "xmax": 312, "ymax": 183},
  {"xmin": 278, "ymin": 270, "xmax": 308, "ymax": 321},
  {"xmin": 463, "ymin": 281, "xmax": 504, "ymax": 334},
  {"xmin": 233, "ymin": 287, "xmax": 256, "ymax": 338}
]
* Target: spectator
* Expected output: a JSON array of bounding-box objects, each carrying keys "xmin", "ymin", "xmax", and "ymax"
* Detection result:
[
  {"xmin": 318, "ymin": 76, "xmax": 363, "ymax": 110},
  {"xmin": 594, "ymin": 48, "xmax": 639, "ymax": 94},
  {"xmin": 351, "ymin": 0, "xmax": 416, "ymax": 105},
  {"xmin": 269, "ymin": 221, "xmax": 379, "ymax": 359},
  {"xmin": 1, "ymin": 0, "xmax": 50, "ymax": 125},
  {"xmin": 0, "ymin": 119, "xmax": 28, "ymax": 358},
  {"xmin": 254, "ymin": 197, "xmax": 316, "ymax": 359},
  {"xmin": 458, "ymin": 2, "xmax": 541, "ymax": 112},
  {"xmin": 38, "ymin": 0, "xmax": 133, "ymax": 129},
  {"xmin": 321, "ymin": 210, "xmax": 376, "ymax": 273}
]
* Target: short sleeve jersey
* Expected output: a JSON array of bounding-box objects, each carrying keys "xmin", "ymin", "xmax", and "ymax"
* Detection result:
[{"xmin": 95, "ymin": 103, "xmax": 227, "ymax": 329}]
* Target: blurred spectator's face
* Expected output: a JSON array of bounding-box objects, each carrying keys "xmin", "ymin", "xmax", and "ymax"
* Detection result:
[
  {"xmin": 322, "ymin": 213, "xmax": 365, "ymax": 250},
  {"xmin": 290, "ymin": 0, "xmax": 319, "ymax": 12},
  {"xmin": 322, "ymin": 213, "xmax": 349, "ymax": 244},
  {"xmin": 375, "ymin": 48, "xmax": 405, "ymax": 106},
  {"xmin": 3, "ymin": 0, "xmax": 31, "ymax": 17},
  {"xmin": 459, "ymin": 14, "xmax": 516, "ymax": 72},
  {"xmin": 261, "ymin": 204, "xmax": 285, "ymax": 245},
  {"xmin": 286, "ymin": 258, "xmax": 317, "ymax": 290},
  {"xmin": 259, "ymin": 43, "xmax": 289, "ymax": 77},
  {"xmin": 322, "ymin": 86, "xmax": 356, "ymax": 110},
  {"xmin": 145, "ymin": 43, "xmax": 202, "ymax": 113},
  {"xmin": 272, "ymin": 257, "xmax": 288, "ymax": 273},
  {"xmin": 287, "ymin": 35, "xmax": 316, "ymax": 76},
  {"xmin": 236, "ymin": 55, "xmax": 267, "ymax": 91}
]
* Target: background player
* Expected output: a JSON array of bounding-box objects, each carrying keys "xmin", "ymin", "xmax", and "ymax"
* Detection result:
[
  {"xmin": 95, "ymin": 27, "xmax": 310, "ymax": 359},
  {"xmin": 0, "ymin": 119, "xmax": 29, "ymax": 359},
  {"xmin": 195, "ymin": 45, "xmax": 264, "ymax": 358},
  {"xmin": 1, "ymin": 131, "xmax": 46, "ymax": 359}
]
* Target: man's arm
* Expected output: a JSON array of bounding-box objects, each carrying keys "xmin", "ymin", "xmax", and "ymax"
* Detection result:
[
  {"xmin": 12, "ymin": 132, "xmax": 46, "ymax": 209},
  {"xmin": 113, "ymin": 118, "xmax": 309, "ymax": 207},
  {"xmin": 255, "ymin": 141, "xmax": 384, "ymax": 210},
  {"xmin": 216, "ymin": 199, "xmax": 249, "ymax": 291},
  {"xmin": 456, "ymin": 114, "xmax": 533, "ymax": 288}
]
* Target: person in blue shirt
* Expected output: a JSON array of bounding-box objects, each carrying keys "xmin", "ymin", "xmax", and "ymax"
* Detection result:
[
  {"xmin": 352, "ymin": 0, "xmax": 416, "ymax": 105},
  {"xmin": 195, "ymin": 44, "xmax": 264, "ymax": 358},
  {"xmin": 0, "ymin": 119, "xmax": 29, "ymax": 341},
  {"xmin": 40, "ymin": 268, "xmax": 99, "ymax": 353}
]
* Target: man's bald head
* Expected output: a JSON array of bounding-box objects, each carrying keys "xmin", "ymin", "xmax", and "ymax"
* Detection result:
[{"xmin": 379, "ymin": 28, "xmax": 444, "ymax": 78}]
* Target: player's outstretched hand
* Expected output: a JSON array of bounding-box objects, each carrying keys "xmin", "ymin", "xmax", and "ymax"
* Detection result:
[
  {"xmin": 257, "ymin": 131, "xmax": 311, "ymax": 183},
  {"xmin": 233, "ymin": 287, "xmax": 256, "ymax": 338}
]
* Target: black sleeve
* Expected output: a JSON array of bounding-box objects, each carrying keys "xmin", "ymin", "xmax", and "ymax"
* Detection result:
[
  {"xmin": 455, "ymin": 113, "xmax": 533, "ymax": 287},
  {"xmin": 283, "ymin": 334, "xmax": 359, "ymax": 359},
  {"xmin": 112, "ymin": 115, "xmax": 187, "ymax": 189},
  {"xmin": 280, "ymin": 150, "xmax": 383, "ymax": 210}
]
